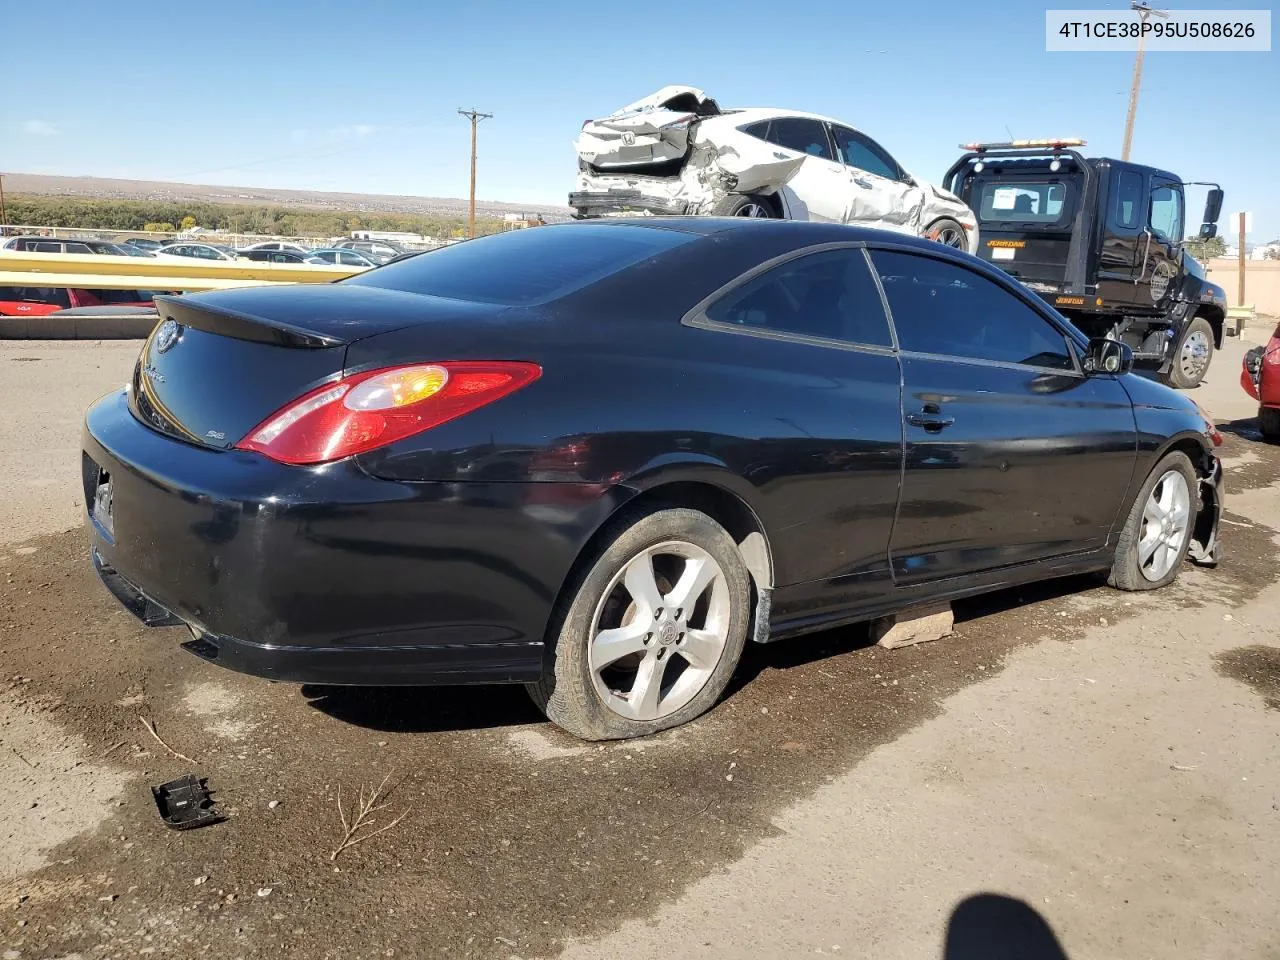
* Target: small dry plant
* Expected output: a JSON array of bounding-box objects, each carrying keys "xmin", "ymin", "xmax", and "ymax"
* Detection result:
[{"xmin": 330, "ymin": 774, "xmax": 410, "ymax": 861}]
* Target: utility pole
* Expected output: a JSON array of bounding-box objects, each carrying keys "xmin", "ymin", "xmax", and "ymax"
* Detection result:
[
  {"xmin": 0, "ymin": 173, "xmax": 7, "ymax": 237},
  {"xmin": 1122, "ymin": 1, "xmax": 1169, "ymax": 161},
  {"xmin": 1237, "ymin": 212, "xmax": 1249, "ymax": 307},
  {"xmin": 457, "ymin": 108, "xmax": 493, "ymax": 239}
]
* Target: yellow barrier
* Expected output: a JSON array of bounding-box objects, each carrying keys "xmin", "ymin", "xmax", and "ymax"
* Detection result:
[{"xmin": 0, "ymin": 250, "xmax": 362, "ymax": 291}]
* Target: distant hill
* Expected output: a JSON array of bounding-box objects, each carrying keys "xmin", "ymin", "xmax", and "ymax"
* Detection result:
[{"xmin": 1, "ymin": 173, "xmax": 571, "ymax": 220}]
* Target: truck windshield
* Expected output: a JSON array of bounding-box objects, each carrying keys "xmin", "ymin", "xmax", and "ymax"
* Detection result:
[{"xmin": 977, "ymin": 180, "xmax": 1073, "ymax": 226}]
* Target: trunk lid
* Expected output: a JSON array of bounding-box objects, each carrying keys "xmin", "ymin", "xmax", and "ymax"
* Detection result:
[
  {"xmin": 129, "ymin": 284, "xmax": 495, "ymax": 451},
  {"xmin": 577, "ymin": 85, "xmax": 722, "ymax": 171}
]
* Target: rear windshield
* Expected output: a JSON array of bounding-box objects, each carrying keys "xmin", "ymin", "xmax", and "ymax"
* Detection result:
[
  {"xmin": 343, "ymin": 223, "xmax": 696, "ymax": 305},
  {"xmin": 977, "ymin": 180, "xmax": 1073, "ymax": 226}
]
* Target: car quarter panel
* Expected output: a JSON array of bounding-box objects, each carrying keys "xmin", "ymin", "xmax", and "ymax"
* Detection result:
[{"xmin": 84, "ymin": 390, "xmax": 626, "ymax": 682}]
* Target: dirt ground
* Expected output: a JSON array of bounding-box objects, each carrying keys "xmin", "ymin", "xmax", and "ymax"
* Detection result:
[{"xmin": 1, "ymin": 331, "xmax": 1278, "ymax": 960}]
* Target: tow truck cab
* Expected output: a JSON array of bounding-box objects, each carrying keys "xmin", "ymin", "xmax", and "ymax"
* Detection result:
[{"xmin": 944, "ymin": 140, "xmax": 1227, "ymax": 388}]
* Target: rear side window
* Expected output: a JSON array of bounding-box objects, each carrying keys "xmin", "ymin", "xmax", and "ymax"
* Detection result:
[
  {"xmin": 704, "ymin": 249, "xmax": 892, "ymax": 348},
  {"xmin": 745, "ymin": 118, "xmax": 833, "ymax": 160},
  {"xmin": 345, "ymin": 224, "xmax": 696, "ymax": 305},
  {"xmin": 871, "ymin": 250, "xmax": 1073, "ymax": 370}
]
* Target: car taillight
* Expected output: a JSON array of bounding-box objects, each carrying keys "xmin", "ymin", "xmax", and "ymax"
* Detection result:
[{"xmin": 236, "ymin": 361, "xmax": 541, "ymax": 465}]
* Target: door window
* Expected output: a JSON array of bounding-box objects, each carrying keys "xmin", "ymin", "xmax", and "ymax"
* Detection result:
[
  {"xmin": 871, "ymin": 250, "xmax": 1074, "ymax": 369},
  {"xmin": 704, "ymin": 249, "xmax": 892, "ymax": 347},
  {"xmin": 1113, "ymin": 171, "xmax": 1143, "ymax": 229},
  {"xmin": 1, "ymin": 286, "xmax": 72, "ymax": 307},
  {"xmin": 757, "ymin": 118, "xmax": 833, "ymax": 160},
  {"xmin": 1148, "ymin": 184, "xmax": 1183, "ymax": 242},
  {"xmin": 33, "ymin": 241, "xmax": 63, "ymax": 253},
  {"xmin": 829, "ymin": 126, "xmax": 900, "ymax": 180}
]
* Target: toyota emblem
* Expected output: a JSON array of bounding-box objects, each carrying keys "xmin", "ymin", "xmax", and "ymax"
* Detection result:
[{"xmin": 154, "ymin": 319, "xmax": 183, "ymax": 354}]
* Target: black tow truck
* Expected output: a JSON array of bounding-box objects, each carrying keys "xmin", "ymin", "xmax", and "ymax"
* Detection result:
[{"xmin": 944, "ymin": 139, "xmax": 1227, "ymax": 388}]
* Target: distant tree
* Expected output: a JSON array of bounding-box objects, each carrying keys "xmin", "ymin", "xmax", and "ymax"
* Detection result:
[
  {"xmin": 144, "ymin": 222, "xmax": 175, "ymax": 232},
  {"xmin": 1184, "ymin": 235, "xmax": 1227, "ymax": 263},
  {"xmin": 179, "ymin": 215, "xmax": 198, "ymax": 231}
]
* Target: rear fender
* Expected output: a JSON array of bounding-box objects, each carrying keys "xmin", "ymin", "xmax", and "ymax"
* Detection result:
[{"xmin": 692, "ymin": 134, "xmax": 806, "ymax": 197}]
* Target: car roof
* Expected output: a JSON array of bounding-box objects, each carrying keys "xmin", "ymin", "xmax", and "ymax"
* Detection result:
[
  {"xmin": 577, "ymin": 216, "xmax": 949, "ymax": 250},
  {"xmin": 706, "ymin": 106, "xmax": 849, "ymax": 128}
]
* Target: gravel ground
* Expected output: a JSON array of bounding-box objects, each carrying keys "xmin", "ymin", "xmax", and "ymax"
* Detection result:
[{"xmin": 1, "ymin": 331, "xmax": 1277, "ymax": 959}]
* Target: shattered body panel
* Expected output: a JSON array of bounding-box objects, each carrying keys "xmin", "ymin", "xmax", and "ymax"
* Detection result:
[{"xmin": 572, "ymin": 89, "xmax": 978, "ymax": 255}]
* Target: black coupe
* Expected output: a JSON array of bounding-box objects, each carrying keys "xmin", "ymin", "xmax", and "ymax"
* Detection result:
[{"xmin": 83, "ymin": 218, "xmax": 1222, "ymax": 740}]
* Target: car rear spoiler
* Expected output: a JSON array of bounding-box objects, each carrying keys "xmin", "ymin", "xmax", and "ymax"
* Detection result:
[{"xmin": 943, "ymin": 146, "xmax": 1095, "ymax": 296}]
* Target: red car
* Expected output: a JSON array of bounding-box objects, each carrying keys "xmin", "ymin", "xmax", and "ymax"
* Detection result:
[
  {"xmin": 0, "ymin": 286, "xmax": 157, "ymax": 317},
  {"xmin": 1242, "ymin": 319, "xmax": 1280, "ymax": 442}
]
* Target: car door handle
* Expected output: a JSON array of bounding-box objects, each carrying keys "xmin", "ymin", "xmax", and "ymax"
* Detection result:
[
  {"xmin": 853, "ymin": 177, "xmax": 873, "ymax": 189},
  {"xmin": 906, "ymin": 411, "xmax": 956, "ymax": 431}
]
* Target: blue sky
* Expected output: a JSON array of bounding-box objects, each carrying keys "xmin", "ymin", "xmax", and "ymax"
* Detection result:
[{"xmin": 2, "ymin": 0, "xmax": 1275, "ymax": 239}]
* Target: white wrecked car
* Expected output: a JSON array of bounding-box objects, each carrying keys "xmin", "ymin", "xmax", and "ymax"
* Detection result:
[{"xmin": 571, "ymin": 85, "xmax": 978, "ymax": 254}]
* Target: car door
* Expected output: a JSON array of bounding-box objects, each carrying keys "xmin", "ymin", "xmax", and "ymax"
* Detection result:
[
  {"xmin": 1097, "ymin": 166, "xmax": 1147, "ymax": 306},
  {"xmin": 828, "ymin": 125, "xmax": 916, "ymax": 232},
  {"xmin": 867, "ymin": 247, "xmax": 1137, "ymax": 585},
  {"xmin": 1137, "ymin": 178, "xmax": 1185, "ymax": 310},
  {"xmin": 686, "ymin": 245, "xmax": 904, "ymax": 615},
  {"xmin": 746, "ymin": 117, "xmax": 853, "ymax": 223}
]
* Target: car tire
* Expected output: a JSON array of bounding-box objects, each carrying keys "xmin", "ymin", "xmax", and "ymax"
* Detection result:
[
  {"xmin": 1260, "ymin": 406, "xmax": 1280, "ymax": 443},
  {"xmin": 926, "ymin": 218, "xmax": 968, "ymax": 250},
  {"xmin": 528, "ymin": 508, "xmax": 751, "ymax": 741},
  {"xmin": 1107, "ymin": 451, "xmax": 1198, "ymax": 592},
  {"xmin": 1162, "ymin": 316, "xmax": 1215, "ymax": 389},
  {"xmin": 711, "ymin": 194, "xmax": 779, "ymax": 219}
]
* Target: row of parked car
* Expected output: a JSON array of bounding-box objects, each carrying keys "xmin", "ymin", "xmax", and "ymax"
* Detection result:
[
  {"xmin": 1, "ymin": 235, "xmax": 403, "ymax": 266},
  {"xmin": 0, "ymin": 237, "xmax": 416, "ymax": 317}
]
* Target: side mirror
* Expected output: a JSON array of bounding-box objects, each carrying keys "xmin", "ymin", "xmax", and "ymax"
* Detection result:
[
  {"xmin": 1083, "ymin": 338, "xmax": 1133, "ymax": 376},
  {"xmin": 1199, "ymin": 188, "xmax": 1224, "ymax": 238}
]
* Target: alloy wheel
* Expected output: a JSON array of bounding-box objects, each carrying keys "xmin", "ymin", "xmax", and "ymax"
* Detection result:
[
  {"xmin": 588, "ymin": 541, "xmax": 731, "ymax": 721},
  {"xmin": 1179, "ymin": 330, "xmax": 1211, "ymax": 383},
  {"xmin": 1138, "ymin": 469, "xmax": 1191, "ymax": 581},
  {"xmin": 734, "ymin": 202, "xmax": 772, "ymax": 218}
]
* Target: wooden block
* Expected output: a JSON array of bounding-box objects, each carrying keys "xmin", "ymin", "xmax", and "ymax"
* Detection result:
[{"xmin": 872, "ymin": 602, "xmax": 954, "ymax": 650}]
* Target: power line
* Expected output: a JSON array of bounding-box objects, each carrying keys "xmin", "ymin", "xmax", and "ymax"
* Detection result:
[{"xmin": 458, "ymin": 108, "xmax": 493, "ymax": 239}]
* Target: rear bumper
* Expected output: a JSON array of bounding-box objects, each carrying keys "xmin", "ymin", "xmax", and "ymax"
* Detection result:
[
  {"xmin": 569, "ymin": 190, "xmax": 690, "ymax": 218},
  {"xmin": 83, "ymin": 390, "xmax": 623, "ymax": 686}
]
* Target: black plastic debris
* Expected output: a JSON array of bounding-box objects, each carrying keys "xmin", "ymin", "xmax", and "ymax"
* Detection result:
[{"xmin": 151, "ymin": 774, "xmax": 224, "ymax": 830}]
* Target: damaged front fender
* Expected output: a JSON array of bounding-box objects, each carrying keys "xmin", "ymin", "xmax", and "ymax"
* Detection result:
[{"xmin": 1187, "ymin": 456, "xmax": 1223, "ymax": 567}]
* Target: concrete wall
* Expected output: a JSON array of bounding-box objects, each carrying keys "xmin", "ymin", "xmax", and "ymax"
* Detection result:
[{"xmin": 1205, "ymin": 258, "xmax": 1280, "ymax": 315}]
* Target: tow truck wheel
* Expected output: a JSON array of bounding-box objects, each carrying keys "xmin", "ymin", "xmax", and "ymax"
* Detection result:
[
  {"xmin": 1260, "ymin": 406, "xmax": 1280, "ymax": 443},
  {"xmin": 1163, "ymin": 316, "xmax": 1215, "ymax": 389},
  {"xmin": 927, "ymin": 218, "xmax": 967, "ymax": 249},
  {"xmin": 712, "ymin": 194, "xmax": 778, "ymax": 218}
]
